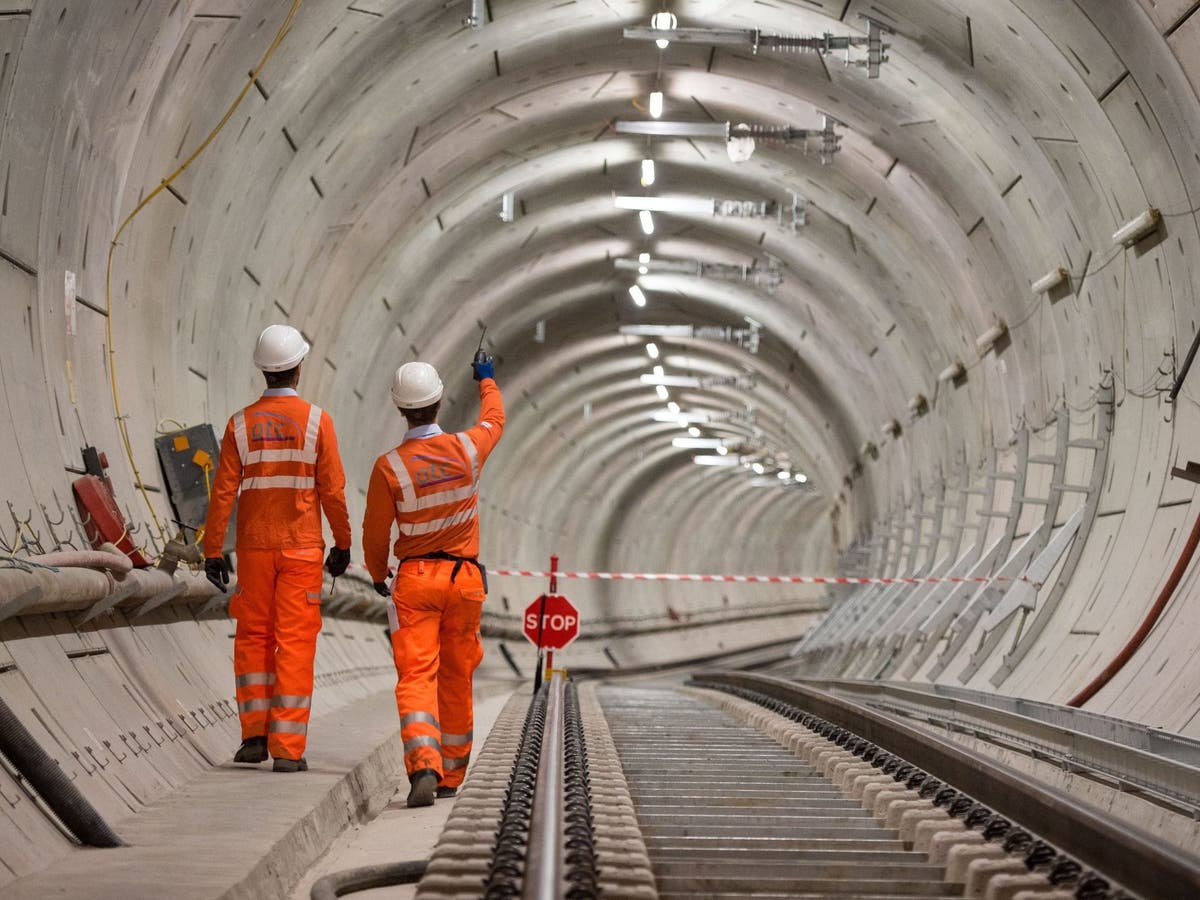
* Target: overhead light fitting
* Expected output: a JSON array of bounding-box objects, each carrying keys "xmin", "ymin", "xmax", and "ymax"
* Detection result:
[
  {"xmin": 616, "ymin": 195, "xmax": 716, "ymax": 215},
  {"xmin": 649, "ymin": 91, "xmax": 664, "ymax": 118},
  {"xmin": 717, "ymin": 445, "xmax": 729, "ymax": 456},
  {"xmin": 1112, "ymin": 208, "xmax": 1160, "ymax": 247},
  {"xmin": 639, "ymin": 210, "xmax": 655, "ymax": 234},
  {"xmin": 655, "ymin": 384, "xmax": 669, "ymax": 401},
  {"xmin": 650, "ymin": 12, "xmax": 677, "ymax": 48},
  {"xmin": 752, "ymin": 462, "xmax": 765, "ymax": 475},
  {"xmin": 666, "ymin": 401, "xmax": 681, "ymax": 414},
  {"xmin": 975, "ymin": 318, "xmax": 1008, "ymax": 355},
  {"xmin": 645, "ymin": 342, "xmax": 660, "ymax": 359},
  {"xmin": 693, "ymin": 455, "xmax": 740, "ymax": 467},
  {"xmin": 655, "ymin": 411, "xmax": 709, "ymax": 423},
  {"xmin": 615, "ymin": 118, "xmax": 843, "ymax": 165},
  {"xmin": 499, "ymin": 191, "xmax": 515, "ymax": 223},
  {"xmin": 795, "ymin": 472, "xmax": 808, "ymax": 483},
  {"xmin": 640, "ymin": 159, "xmax": 656, "ymax": 186},
  {"xmin": 652, "ymin": 365, "xmax": 665, "ymax": 377},
  {"xmin": 614, "ymin": 255, "xmax": 784, "ymax": 290},
  {"xmin": 628, "ymin": 285, "xmax": 647, "ymax": 307},
  {"xmin": 687, "ymin": 426, "xmax": 701, "ymax": 437},
  {"xmin": 624, "ymin": 16, "xmax": 891, "ymax": 78},
  {"xmin": 620, "ymin": 319, "xmax": 762, "ymax": 355},
  {"xmin": 937, "ymin": 360, "xmax": 966, "ymax": 385},
  {"xmin": 1031, "ymin": 267, "xmax": 1067, "ymax": 295}
]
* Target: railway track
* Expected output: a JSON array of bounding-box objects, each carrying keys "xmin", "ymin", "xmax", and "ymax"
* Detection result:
[{"xmin": 413, "ymin": 672, "xmax": 1200, "ymax": 899}]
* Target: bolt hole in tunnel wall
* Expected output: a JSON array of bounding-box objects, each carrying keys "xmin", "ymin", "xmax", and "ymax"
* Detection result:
[{"xmin": 2, "ymin": 0, "xmax": 1200, "ymax": 886}]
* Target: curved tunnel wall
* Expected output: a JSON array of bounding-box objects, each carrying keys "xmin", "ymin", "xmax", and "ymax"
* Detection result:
[{"xmin": 2, "ymin": 2, "xmax": 1200, "ymax": 875}]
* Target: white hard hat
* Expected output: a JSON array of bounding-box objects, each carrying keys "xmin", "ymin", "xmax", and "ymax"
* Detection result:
[
  {"xmin": 253, "ymin": 324, "xmax": 310, "ymax": 372},
  {"xmin": 392, "ymin": 362, "xmax": 444, "ymax": 409}
]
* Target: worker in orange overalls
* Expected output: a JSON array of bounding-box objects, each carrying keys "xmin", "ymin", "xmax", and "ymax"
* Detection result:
[
  {"xmin": 362, "ymin": 353, "xmax": 504, "ymax": 807},
  {"xmin": 203, "ymin": 324, "xmax": 352, "ymax": 773}
]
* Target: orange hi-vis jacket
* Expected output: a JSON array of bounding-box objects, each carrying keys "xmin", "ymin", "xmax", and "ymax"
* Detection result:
[
  {"xmin": 204, "ymin": 389, "xmax": 352, "ymax": 557},
  {"xmin": 363, "ymin": 378, "xmax": 504, "ymax": 581}
]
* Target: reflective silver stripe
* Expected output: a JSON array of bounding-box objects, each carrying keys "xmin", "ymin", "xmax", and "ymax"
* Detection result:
[
  {"xmin": 232, "ymin": 411, "xmax": 249, "ymax": 464},
  {"xmin": 386, "ymin": 450, "xmax": 416, "ymax": 504},
  {"xmin": 241, "ymin": 475, "xmax": 316, "ymax": 490},
  {"xmin": 271, "ymin": 695, "xmax": 312, "ymax": 709},
  {"xmin": 398, "ymin": 505, "xmax": 477, "ymax": 536},
  {"xmin": 458, "ymin": 433, "xmax": 479, "ymax": 483},
  {"xmin": 304, "ymin": 404, "xmax": 322, "ymax": 455},
  {"xmin": 237, "ymin": 672, "xmax": 276, "ymax": 687},
  {"xmin": 396, "ymin": 481, "xmax": 478, "ymax": 513},
  {"xmin": 401, "ymin": 711, "xmax": 440, "ymax": 730},
  {"xmin": 404, "ymin": 734, "xmax": 441, "ymax": 753},
  {"xmin": 238, "ymin": 698, "xmax": 270, "ymax": 712},
  {"xmin": 441, "ymin": 730, "xmax": 473, "ymax": 747},
  {"xmin": 269, "ymin": 720, "xmax": 308, "ymax": 734},
  {"xmin": 245, "ymin": 448, "xmax": 317, "ymax": 464},
  {"xmin": 443, "ymin": 755, "xmax": 470, "ymax": 770}
]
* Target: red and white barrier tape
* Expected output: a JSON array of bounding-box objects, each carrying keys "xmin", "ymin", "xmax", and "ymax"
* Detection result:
[{"xmin": 490, "ymin": 568, "xmax": 1037, "ymax": 587}]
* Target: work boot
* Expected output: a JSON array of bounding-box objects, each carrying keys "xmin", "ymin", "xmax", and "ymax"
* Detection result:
[
  {"xmin": 407, "ymin": 769, "xmax": 438, "ymax": 808},
  {"xmin": 233, "ymin": 736, "xmax": 268, "ymax": 764},
  {"xmin": 272, "ymin": 756, "xmax": 308, "ymax": 773},
  {"xmin": 435, "ymin": 785, "xmax": 458, "ymax": 799}
]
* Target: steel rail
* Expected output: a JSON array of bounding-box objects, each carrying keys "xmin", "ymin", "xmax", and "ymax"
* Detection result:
[
  {"xmin": 523, "ymin": 672, "xmax": 565, "ymax": 900},
  {"xmin": 813, "ymin": 678, "xmax": 1200, "ymax": 814},
  {"xmin": 694, "ymin": 671, "xmax": 1200, "ymax": 899}
]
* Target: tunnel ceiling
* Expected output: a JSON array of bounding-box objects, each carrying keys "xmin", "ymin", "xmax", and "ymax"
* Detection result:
[{"xmin": 3, "ymin": 0, "xmax": 1200, "ymax": 588}]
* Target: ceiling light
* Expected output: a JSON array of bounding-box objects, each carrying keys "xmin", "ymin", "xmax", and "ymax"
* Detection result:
[
  {"xmin": 640, "ymin": 373, "xmax": 702, "ymax": 387},
  {"xmin": 649, "ymin": 91, "xmax": 664, "ymax": 118},
  {"xmin": 650, "ymin": 12, "xmax": 677, "ymax": 48},
  {"xmin": 639, "ymin": 210, "xmax": 655, "ymax": 234},
  {"xmin": 1112, "ymin": 208, "xmax": 1160, "ymax": 247},
  {"xmin": 639, "ymin": 265, "xmax": 649, "ymax": 274},
  {"xmin": 638, "ymin": 252, "xmax": 650, "ymax": 264},
  {"xmin": 673, "ymin": 437, "xmax": 724, "ymax": 449},
  {"xmin": 717, "ymin": 445, "xmax": 728, "ymax": 456},
  {"xmin": 694, "ymin": 455, "xmax": 740, "ymax": 467},
  {"xmin": 652, "ymin": 365, "xmax": 664, "ymax": 377},
  {"xmin": 795, "ymin": 472, "xmax": 808, "ymax": 483},
  {"xmin": 654, "ymin": 411, "xmax": 708, "ymax": 423},
  {"xmin": 777, "ymin": 470, "xmax": 791, "ymax": 480},
  {"xmin": 646, "ymin": 342, "xmax": 659, "ymax": 359},
  {"xmin": 687, "ymin": 426, "xmax": 700, "ymax": 437},
  {"xmin": 656, "ymin": 384, "xmax": 669, "ymax": 400},
  {"xmin": 641, "ymin": 159, "xmax": 656, "ymax": 186},
  {"xmin": 616, "ymin": 195, "xmax": 717, "ymax": 215},
  {"xmin": 752, "ymin": 462, "xmax": 765, "ymax": 475},
  {"xmin": 1031, "ymin": 267, "xmax": 1067, "ymax": 295},
  {"xmin": 629, "ymin": 285, "xmax": 647, "ymax": 307},
  {"xmin": 666, "ymin": 401, "xmax": 680, "ymax": 414}
]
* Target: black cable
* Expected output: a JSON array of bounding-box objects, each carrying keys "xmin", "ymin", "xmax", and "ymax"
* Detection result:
[{"xmin": 309, "ymin": 860, "xmax": 428, "ymax": 900}]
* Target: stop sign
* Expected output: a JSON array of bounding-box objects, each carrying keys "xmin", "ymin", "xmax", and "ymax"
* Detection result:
[{"xmin": 523, "ymin": 594, "xmax": 580, "ymax": 650}]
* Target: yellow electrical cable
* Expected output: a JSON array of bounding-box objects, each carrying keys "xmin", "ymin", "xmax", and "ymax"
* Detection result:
[{"xmin": 104, "ymin": 0, "xmax": 304, "ymax": 547}]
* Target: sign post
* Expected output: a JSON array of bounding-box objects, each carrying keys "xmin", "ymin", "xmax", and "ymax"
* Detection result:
[{"xmin": 524, "ymin": 555, "xmax": 580, "ymax": 689}]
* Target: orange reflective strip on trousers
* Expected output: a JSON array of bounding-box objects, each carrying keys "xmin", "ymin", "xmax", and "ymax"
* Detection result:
[
  {"xmin": 389, "ymin": 559, "xmax": 485, "ymax": 787},
  {"xmin": 232, "ymin": 546, "xmax": 324, "ymax": 760}
]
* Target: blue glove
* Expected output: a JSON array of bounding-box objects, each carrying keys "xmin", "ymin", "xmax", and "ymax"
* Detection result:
[{"xmin": 472, "ymin": 353, "xmax": 495, "ymax": 382}]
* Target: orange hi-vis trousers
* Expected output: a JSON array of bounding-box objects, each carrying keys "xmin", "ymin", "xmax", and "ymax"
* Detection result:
[
  {"xmin": 232, "ymin": 546, "xmax": 324, "ymax": 761},
  {"xmin": 389, "ymin": 558, "xmax": 486, "ymax": 788}
]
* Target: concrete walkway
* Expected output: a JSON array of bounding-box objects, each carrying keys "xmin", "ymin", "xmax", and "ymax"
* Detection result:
[{"xmin": 0, "ymin": 681, "xmax": 511, "ymax": 900}]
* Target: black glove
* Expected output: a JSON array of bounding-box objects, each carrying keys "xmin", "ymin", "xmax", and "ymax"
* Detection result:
[
  {"xmin": 472, "ymin": 351, "xmax": 495, "ymax": 382},
  {"xmin": 325, "ymin": 546, "xmax": 350, "ymax": 577},
  {"xmin": 205, "ymin": 557, "xmax": 229, "ymax": 593},
  {"xmin": 373, "ymin": 581, "xmax": 390, "ymax": 597}
]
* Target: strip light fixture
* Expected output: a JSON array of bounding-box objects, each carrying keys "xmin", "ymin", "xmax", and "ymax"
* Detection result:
[
  {"xmin": 640, "ymin": 159, "xmax": 656, "ymax": 186},
  {"xmin": 648, "ymin": 91, "xmax": 664, "ymax": 118},
  {"xmin": 639, "ymin": 210, "xmax": 655, "ymax": 234},
  {"xmin": 628, "ymin": 285, "xmax": 647, "ymax": 307}
]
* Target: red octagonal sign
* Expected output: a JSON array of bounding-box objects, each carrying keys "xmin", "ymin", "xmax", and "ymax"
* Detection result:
[{"xmin": 523, "ymin": 594, "xmax": 580, "ymax": 650}]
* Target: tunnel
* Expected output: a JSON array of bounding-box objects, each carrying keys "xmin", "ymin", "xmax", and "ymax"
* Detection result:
[{"xmin": 2, "ymin": 0, "xmax": 1200, "ymax": 896}]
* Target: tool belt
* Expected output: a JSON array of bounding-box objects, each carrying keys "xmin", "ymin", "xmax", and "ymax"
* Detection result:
[{"xmin": 398, "ymin": 551, "xmax": 487, "ymax": 592}]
